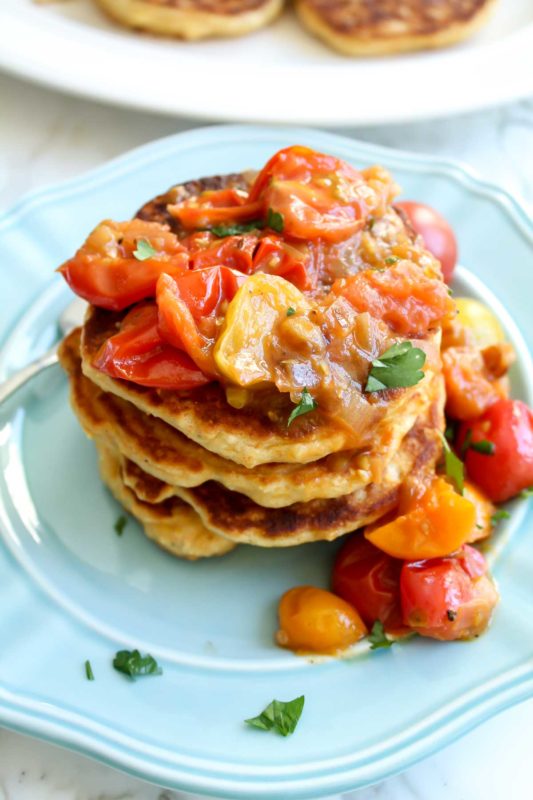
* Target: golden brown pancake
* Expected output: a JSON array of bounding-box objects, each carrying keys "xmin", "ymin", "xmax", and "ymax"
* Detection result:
[
  {"xmin": 295, "ymin": 0, "xmax": 498, "ymax": 56},
  {"xmin": 94, "ymin": 0, "xmax": 283, "ymax": 40},
  {"xmin": 96, "ymin": 443, "xmax": 236, "ymax": 559},
  {"xmin": 62, "ymin": 329, "xmax": 439, "ymax": 505}
]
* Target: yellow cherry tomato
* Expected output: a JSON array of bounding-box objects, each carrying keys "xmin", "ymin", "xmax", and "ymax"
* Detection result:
[
  {"xmin": 455, "ymin": 298, "xmax": 505, "ymax": 349},
  {"xmin": 463, "ymin": 480, "xmax": 495, "ymax": 542},
  {"xmin": 276, "ymin": 586, "xmax": 367, "ymax": 655}
]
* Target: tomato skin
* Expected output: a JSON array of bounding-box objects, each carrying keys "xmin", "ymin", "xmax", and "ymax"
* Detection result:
[
  {"xmin": 457, "ymin": 399, "xmax": 533, "ymax": 502},
  {"xmin": 189, "ymin": 235, "xmax": 258, "ymax": 273},
  {"xmin": 400, "ymin": 546, "xmax": 498, "ymax": 641},
  {"xmin": 168, "ymin": 188, "xmax": 262, "ymax": 230},
  {"xmin": 331, "ymin": 535, "xmax": 403, "ymax": 629},
  {"xmin": 395, "ymin": 201, "xmax": 457, "ymax": 283},
  {"xmin": 58, "ymin": 220, "xmax": 189, "ymax": 311},
  {"xmin": 93, "ymin": 303, "xmax": 210, "ymax": 390}
]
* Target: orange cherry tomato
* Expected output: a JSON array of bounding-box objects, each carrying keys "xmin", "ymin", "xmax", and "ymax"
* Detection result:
[
  {"xmin": 463, "ymin": 481, "xmax": 495, "ymax": 542},
  {"xmin": 58, "ymin": 219, "xmax": 189, "ymax": 311},
  {"xmin": 248, "ymin": 146, "xmax": 369, "ymax": 243},
  {"xmin": 442, "ymin": 346, "xmax": 508, "ymax": 421},
  {"xmin": 332, "ymin": 261, "xmax": 455, "ymax": 337},
  {"xmin": 332, "ymin": 535, "xmax": 403, "ymax": 630},
  {"xmin": 276, "ymin": 586, "xmax": 367, "ymax": 655},
  {"xmin": 93, "ymin": 303, "xmax": 210, "ymax": 390},
  {"xmin": 395, "ymin": 201, "xmax": 458, "ymax": 283},
  {"xmin": 365, "ymin": 477, "xmax": 477, "ymax": 560},
  {"xmin": 400, "ymin": 545, "xmax": 498, "ymax": 641},
  {"xmin": 168, "ymin": 188, "xmax": 262, "ymax": 230}
]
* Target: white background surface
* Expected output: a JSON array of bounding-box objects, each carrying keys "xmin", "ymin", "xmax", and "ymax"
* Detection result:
[{"xmin": 0, "ymin": 70, "xmax": 533, "ymax": 799}]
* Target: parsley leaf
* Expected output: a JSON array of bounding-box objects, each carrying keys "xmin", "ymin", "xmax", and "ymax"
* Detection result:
[
  {"xmin": 470, "ymin": 439, "xmax": 496, "ymax": 455},
  {"xmin": 245, "ymin": 696, "xmax": 304, "ymax": 737},
  {"xmin": 365, "ymin": 341, "xmax": 426, "ymax": 393},
  {"xmin": 444, "ymin": 421, "xmax": 456, "ymax": 443},
  {"xmin": 266, "ymin": 208, "xmax": 284, "ymax": 233},
  {"xmin": 460, "ymin": 428, "xmax": 472, "ymax": 457},
  {"xmin": 114, "ymin": 515, "xmax": 127, "ymax": 536},
  {"xmin": 385, "ymin": 256, "xmax": 399, "ymax": 265},
  {"xmin": 368, "ymin": 620, "xmax": 393, "ymax": 650},
  {"xmin": 287, "ymin": 388, "xmax": 318, "ymax": 427},
  {"xmin": 521, "ymin": 487, "xmax": 533, "ymax": 499},
  {"xmin": 133, "ymin": 239, "xmax": 157, "ymax": 261},
  {"xmin": 85, "ymin": 660, "xmax": 95, "ymax": 681},
  {"xmin": 113, "ymin": 650, "xmax": 162, "ymax": 679},
  {"xmin": 491, "ymin": 509, "xmax": 510, "ymax": 525},
  {"xmin": 441, "ymin": 433, "xmax": 464, "ymax": 495},
  {"xmin": 286, "ymin": 307, "xmax": 296, "ymax": 317},
  {"xmin": 210, "ymin": 220, "xmax": 263, "ymax": 237}
]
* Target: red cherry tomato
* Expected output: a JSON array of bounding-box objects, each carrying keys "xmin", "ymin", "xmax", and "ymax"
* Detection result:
[
  {"xmin": 331, "ymin": 535, "xmax": 403, "ymax": 630},
  {"xmin": 400, "ymin": 545, "xmax": 498, "ymax": 641},
  {"xmin": 395, "ymin": 201, "xmax": 458, "ymax": 283},
  {"xmin": 58, "ymin": 220, "xmax": 189, "ymax": 311},
  {"xmin": 457, "ymin": 398, "xmax": 533, "ymax": 502},
  {"xmin": 168, "ymin": 188, "xmax": 262, "ymax": 230},
  {"xmin": 93, "ymin": 303, "xmax": 210, "ymax": 390}
]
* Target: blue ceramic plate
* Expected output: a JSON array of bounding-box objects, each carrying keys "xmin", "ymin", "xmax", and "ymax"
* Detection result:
[{"xmin": 1, "ymin": 126, "xmax": 533, "ymax": 799}]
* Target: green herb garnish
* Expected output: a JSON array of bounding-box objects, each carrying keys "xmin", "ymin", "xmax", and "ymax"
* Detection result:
[
  {"xmin": 470, "ymin": 439, "xmax": 496, "ymax": 455},
  {"xmin": 447, "ymin": 609, "xmax": 457, "ymax": 622},
  {"xmin": 365, "ymin": 341, "xmax": 426, "ymax": 393},
  {"xmin": 286, "ymin": 307, "xmax": 296, "ymax": 317},
  {"xmin": 133, "ymin": 239, "xmax": 157, "ymax": 261},
  {"xmin": 491, "ymin": 510, "xmax": 510, "ymax": 525},
  {"xmin": 210, "ymin": 220, "xmax": 263, "ymax": 237},
  {"xmin": 287, "ymin": 388, "xmax": 318, "ymax": 427},
  {"xmin": 444, "ymin": 421, "xmax": 456, "ymax": 443},
  {"xmin": 460, "ymin": 428, "xmax": 472, "ymax": 457},
  {"xmin": 266, "ymin": 208, "xmax": 284, "ymax": 233},
  {"xmin": 385, "ymin": 256, "xmax": 399, "ymax": 265},
  {"xmin": 368, "ymin": 620, "xmax": 393, "ymax": 650},
  {"xmin": 521, "ymin": 487, "xmax": 533, "ymax": 498},
  {"xmin": 114, "ymin": 515, "xmax": 127, "ymax": 536},
  {"xmin": 85, "ymin": 660, "xmax": 95, "ymax": 681},
  {"xmin": 113, "ymin": 650, "xmax": 162, "ymax": 679},
  {"xmin": 245, "ymin": 696, "xmax": 304, "ymax": 737},
  {"xmin": 441, "ymin": 433, "xmax": 464, "ymax": 495}
]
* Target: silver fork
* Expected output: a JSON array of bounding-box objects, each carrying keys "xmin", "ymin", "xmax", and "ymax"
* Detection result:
[{"xmin": 0, "ymin": 297, "xmax": 87, "ymax": 405}]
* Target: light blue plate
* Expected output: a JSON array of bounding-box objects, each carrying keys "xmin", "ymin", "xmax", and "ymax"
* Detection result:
[{"xmin": 1, "ymin": 126, "xmax": 533, "ymax": 800}]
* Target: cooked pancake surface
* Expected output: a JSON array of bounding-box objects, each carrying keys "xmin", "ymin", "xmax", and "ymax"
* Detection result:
[
  {"xmin": 295, "ymin": 0, "xmax": 497, "ymax": 55},
  {"xmin": 95, "ymin": 0, "xmax": 283, "ymax": 39}
]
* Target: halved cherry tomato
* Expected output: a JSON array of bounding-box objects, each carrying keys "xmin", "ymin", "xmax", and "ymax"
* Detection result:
[
  {"xmin": 395, "ymin": 201, "xmax": 458, "ymax": 283},
  {"xmin": 248, "ymin": 145, "xmax": 369, "ymax": 243},
  {"xmin": 365, "ymin": 476, "xmax": 476, "ymax": 560},
  {"xmin": 276, "ymin": 586, "xmax": 367, "ymax": 655},
  {"xmin": 58, "ymin": 219, "xmax": 189, "ymax": 311},
  {"xmin": 252, "ymin": 236, "xmax": 312, "ymax": 291},
  {"xmin": 93, "ymin": 303, "xmax": 210, "ymax": 390},
  {"xmin": 457, "ymin": 399, "xmax": 533, "ymax": 502},
  {"xmin": 156, "ymin": 267, "xmax": 245, "ymax": 374},
  {"xmin": 463, "ymin": 481, "xmax": 495, "ymax": 542},
  {"xmin": 442, "ymin": 345, "xmax": 511, "ymax": 421},
  {"xmin": 400, "ymin": 545, "xmax": 498, "ymax": 641},
  {"xmin": 333, "ymin": 261, "xmax": 455, "ymax": 337},
  {"xmin": 168, "ymin": 187, "xmax": 262, "ymax": 230},
  {"xmin": 189, "ymin": 234, "xmax": 258, "ymax": 273},
  {"xmin": 332, "ymin": 535, "xmax": 403, "ymax": 630}
]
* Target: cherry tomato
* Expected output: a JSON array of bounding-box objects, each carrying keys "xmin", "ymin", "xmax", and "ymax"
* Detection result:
[
  {"xmin": 277, "ymin": 586, "xmax": 367, "ymax": 654},
  {"xmin": 395, "ymin": 201, "xmax": 457, "ymax": 283},
  {"xmin": 168, "ymin": 188, "xmax": 262, "ymax": 230},
  {"xmin": 93, "ymin": 303, "xmax": 210, "ymax": 390},
  {"xmin": 58, "ymin": 219, "xmax": 189, "ymax": 311},
  {"xmin": 457, "ymin": 399, "xmax": 533, "ymax": 502},
  {"xmin": 463, "ymin": 480, "xmax": 495, "ymax": 542},
  {"xmin": 442, "ymin": 346, "xmax": 509, "ymax": 421},
  {"xmin": 252, "ymin": 235, "xmax": 312, "ymax": 290},
  {"xmin": 331, "ymin": 535, "xmax": 403, "ymax": 629},
  {"xmin": 454, "ymin": 298, "xmax": 505, "ymax": 349},
  {"xmin": 400, "ymin": 545, "xmax": 498, "ymax": 641},
  {"xmin": 248, "ymin": 146, "xmax": 369, "ymax": 243}
]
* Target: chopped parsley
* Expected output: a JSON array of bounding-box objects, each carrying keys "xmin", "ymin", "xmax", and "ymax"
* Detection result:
[
  {"xmin": 364, "ymin": 341, "xmax": 426, "ymax": 393},
  {"xmin": 286, "ymin": 307, "xmax": 296, "ymax": 317},
  {"xmin": 114, "ymin": 515, "xmax": 127, "ymax": 536},
  {"xmin": 491, "ymin": 510, "xmax": 510, "ymax": 525},
  {"xmin": 287, "ymin": 388, "xmax": 318, "ymax": 427},
  {"xmin": 460, "ymin": 428, "xmax": 472, "ymax": 457},
  {"xmin": 210, "ymin": 220, "xmax": 263, "ymax": 237},
  {"xmin": 447, "ymin": 609, "xmax": 457, "ymax": 622},
  {"xmin": 521, "ymin": 487, "xmax": 533, "ymax": 499},
  {"xmin": 133, "ymin": 239, "xmax": 157, "ymax": 261},
  {"xmin": 441, "ymin": 433, "xmax": 464, "ymax": 495},
  {"xmin": 368, "ymin": 620, "xmax": 393, "ymax": 650},
  {"xmin": 470, "ymin": 439, "xmax": 496, "ymax": 455},
  {"xmin": 266, "ymin": 208, "xmax": 284, "ymax": 233},
  {"xmin": 444, "ymin": 421, "xmax": 457, "ymax": 443},
  {"xmin": 384, "ymin": 256, "xmax": 399, "ymax": 265},
  {"xmin": 85, "ymin": 660, "xmax": 95, "ymax": 681},
  {"xmin": 245, "ymin": 696, "xmax": 304, "ymax": 737},
  {"xmin": 113, "ymin": 649, "xmax": 162, "ymax": 679}
]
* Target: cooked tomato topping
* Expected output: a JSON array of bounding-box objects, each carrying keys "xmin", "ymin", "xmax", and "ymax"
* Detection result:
[
  {"xmin": 276, "ymin": 586, "xmax": 367, "ymax": 654},
  {"xmin": 457, "ymin": 399, "xmax": 533, "ymax": 502},
  {"xmin": 58, "ymin": 220, "xmax": 189, "ymax": 311},
  {"xmin": 332, "ymin": 261, "xmax": 455, "ymax": 337},
  {"xmin": 442, "ymin": 344, "xmax": 513, "ymax": 421},
  {"xmin": 93, "ymin": 303, "xmax": 210, "ymax": 390},
  {"xmin": 168, "ymin": 187, "xmax": 262, "ymax": 230},
  {"xmin": 400, "ymin": 545, "xmax": 498, "ymax": 641}
]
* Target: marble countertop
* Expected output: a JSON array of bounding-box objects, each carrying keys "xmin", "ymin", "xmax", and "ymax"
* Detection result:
[{"xmin": 1, "ymin": 70, "xmax": 532, "ymax": 800}]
